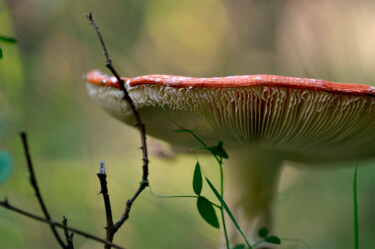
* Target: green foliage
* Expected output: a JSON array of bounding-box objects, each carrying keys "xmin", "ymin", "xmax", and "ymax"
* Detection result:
[
  {"xmin": 257, "ymin": 227, "xmax": 281, "ymax": 245},
  {"xmin": 196, "ymin": 141, "xmax": 228, "ymax": 160},
  {"xmin": 206, "ymin": 176, "xmax": 253, "ymax": 249},
  {"xmin": 265, "ymin": 235, "xmax": 281, "ymax": 244},
  {"xmin": 0, "ymin": 35, "xmax": 17, "ymax": 59},
  {"xmin": 232, "ymin": 245, "xmax": 245, "ymax": 249},
  {"xmin": 196, "ymin": 196, "xmax": 219, "ymax": 229},
  {"xmin": 164, "ymin": 116, "xmax": 287, "ymax": 248},
  {"xmin": 258, "ymin": 227, "xmax": 268, "ymax": 238},
  {"xmin": 193, "ymin": 141, "xmax": 229, "ymax": 162},
  {"xmin": 207, "ymin": 141, "xmax": 229, "ymax": 159},
  {"xmin": 0, "ymin": 150, "xmax": 13, "ymax": 184},
  {"xmin": 192, "ymin": 162, "xmax": 203, "ymax": 196},
  {"xmin": 0, "ymin": 36, "xmax": 17, "ymax": 43},
  {"xmin": 192, "ymin": 162, "xmax": 220, "ymax": 229}
]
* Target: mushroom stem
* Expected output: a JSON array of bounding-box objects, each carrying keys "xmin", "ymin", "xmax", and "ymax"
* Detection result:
[{"xmin": 223, "ymin": 148, "xmax": 283, "ymax": 248}]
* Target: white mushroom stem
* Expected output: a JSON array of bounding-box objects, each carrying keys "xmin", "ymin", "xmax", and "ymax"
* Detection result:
[{"xmin": 223, "ymin": 148, "xmax": 283, "ymax": 248}]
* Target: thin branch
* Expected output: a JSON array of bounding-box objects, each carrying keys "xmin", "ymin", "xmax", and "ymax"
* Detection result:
[
  {"xmin": 0, "ymin": 199, "xmax": 125, "ymax": 249},
  {"xmin": 97, "ymin": 161, "xmax": 115, "ymax": 249},
  {"xmin": 19, "ymin": 131, "xmax": 66, "ymax": 248},
  {"xmin": 62, "ymin": 216, "xmax": 75, "ymax": 249},
  {"xmin": 86, "ymin": 13, "xmax": 149, "ymax": 233}
]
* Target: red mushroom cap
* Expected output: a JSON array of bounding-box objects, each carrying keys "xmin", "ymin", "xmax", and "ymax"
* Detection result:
[
  {"xmin": 86, "ymin": 70, "xmax": 375, "ymax": 163},
  {"xmin": 87, "ymin": 70, "xmax": 375, "ymax": 96}
]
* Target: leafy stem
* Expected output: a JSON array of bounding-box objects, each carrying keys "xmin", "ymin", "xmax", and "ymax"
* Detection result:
[{"xmin": 165, "ymin": 109, "xmax": 230, "ymax": 246}]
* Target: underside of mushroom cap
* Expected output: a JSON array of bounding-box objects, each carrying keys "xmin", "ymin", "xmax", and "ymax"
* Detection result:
[{"xmin": 86, "ymin": 70, "xmax": 375, "ymax": 163}]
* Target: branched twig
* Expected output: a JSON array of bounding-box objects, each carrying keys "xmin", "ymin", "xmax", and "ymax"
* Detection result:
[
  {"xmin": 19, "ymin": 131, "xmax": 67, "ymax": 248},
  {"xmin": 87, "ymin": 12, "xmax": 150, "ymax": 242},
  {"xmin": 0, "ymin": 199, "xmax": 125, "ymax": 249},
  {"xmin": 97, "ymin": 161, "xmax": 115, "ymax": 249},
  {"xmin": 62, "ymin": 216, "xmax": 75, "ymax": 249},
  {"xmin": 0, "ymin": 13, "xmax": 151, "ymax": 249}
]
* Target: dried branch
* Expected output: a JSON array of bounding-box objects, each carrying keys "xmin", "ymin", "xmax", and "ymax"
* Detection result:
[
  {"xmin": 19, "ymin": 131, "xmax": 67, "ymax": 248},
  {"xmin": 97, "ymin": 161, "xmax": 115, "ymax": 249},
  {"xmin": 62, "ymin": 216, "xmax": 75, "ymax": 249},
  {"xmin": 0, "ymin": 199, "xmax": 125, "ymax": 249},
  {"xmin": 87, "ymin": 12, "xmax": 150, "ymax": 237},
  {"xmin": 1, "ymin": 13, "xmax": 152, "ymax": 249}
]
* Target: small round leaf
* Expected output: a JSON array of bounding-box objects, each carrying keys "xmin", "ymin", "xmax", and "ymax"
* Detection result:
[{"xmin": 258, "ymin": 227, "xmax": 268, "ymax": 238}]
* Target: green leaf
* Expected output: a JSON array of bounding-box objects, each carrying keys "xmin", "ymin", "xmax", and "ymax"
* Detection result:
[
  {"xmin": 232, "ymin": 245, "xmax": 245, "ymax": 249},
  {"xmin": 0, "ymin": 36, "xmax": 17, "ymax": 43},
  {"xmin": 0, "ymin": 151, "xmax": 13, "ymax": 184},
  {"xmin": 196, "ymin": 196, "xmax": 219, "ymax": 229},
  {"xmin": 193, "ymin": 162, "xmax": 203, "ymax": 195},
  {"xmin": 193, "ymin": 141, "xmax": 229, "ymax": 159},
  {"xmin": 208, "ymin": 141, "xmax": 229, "ymax": 159},
  {"xmin": 258, "ymin": 228, "xmax": 268, "ymax": 238},
  {"xmin": 205, "ymin": 177, "xmax": 252, "ymax": 249},
  {"xmin": 265, "ymin": 236, "xmax": 281, "ymax": 245},
  {"xmin": 217, "ymin": 141, "xmax": 229, "ymax": 158},
  {"xmin": 0, "ymin": 44, "xmax": 2, "ymax": 59}
]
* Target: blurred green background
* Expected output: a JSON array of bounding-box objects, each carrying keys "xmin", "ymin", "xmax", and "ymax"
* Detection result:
[{"xmin": 1, "ymin": 0, "xmax": 375, "ymax": 248}]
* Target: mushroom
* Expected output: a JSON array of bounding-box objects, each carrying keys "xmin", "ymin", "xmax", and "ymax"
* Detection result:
[{"xmin": 85, "ymin": 70, "xmax": 375, "ymax": 248}]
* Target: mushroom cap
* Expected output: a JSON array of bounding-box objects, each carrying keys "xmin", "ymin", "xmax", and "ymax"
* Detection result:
[{"xmin": 86, "ymin": 70, "xmax": 375, "ymax": 163}]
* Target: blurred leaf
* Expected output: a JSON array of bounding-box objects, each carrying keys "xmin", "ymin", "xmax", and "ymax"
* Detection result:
[
  {"xmin": 258, "ymin": 227, "xmax": 268, "ymax": 238},
  {"xmin": 197, "ymin": 196, "xmax": 219, "ymax": 229},
  {"xmin": 232, "ymin": 245, "xmax": 245, "ymax": 249},
  {"xmin": 193, "ymin": 141, "xmax": 229, "ymax": 159},
  {"xmin": 205, "ymin": 177, "xmax": 252, "ymax": 248},
  {"xmin": 212, "ymin": 141, "xmax": 228, "ymax": 159},
  {"xmin": 193, "ymin": 162, "xmax": 202, "ymax": 195},
  {"xmin": 206, "ymin": 141, "xmax": 228, "ymax": 159},
  {"xmin": 0, "ymin": 35, "xmax": 17, "ymax": 43},
  {"xmin": 0, "ymin": 44, "xmax": 2, "ymax": 59},
  {"xmin": 265, "ymin": 236, "xmax": 281, "ymax": 245},
  {"xmin": 0, "ymin": 151, "xmax": 13, "ymax": 183}
]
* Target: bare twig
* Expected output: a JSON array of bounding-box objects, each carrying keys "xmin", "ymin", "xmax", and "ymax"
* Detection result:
[
  {"xmin": 87, "ymin": 12, "xmax": 149, "ymax": 237},
  {"xmin": 62, "ymin": 216, "xmax": 75, "ymax": 249},
  {"xmin": 97, "ymin": 161, "xmax": 115, "ymax": 249},
  {"xmin": 0, "ymin": 199, "xmax": 125, "ymax": 249},
  {"xmin": 19, "ymin": 131, "xmax": 67, "ymax": 248}
]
